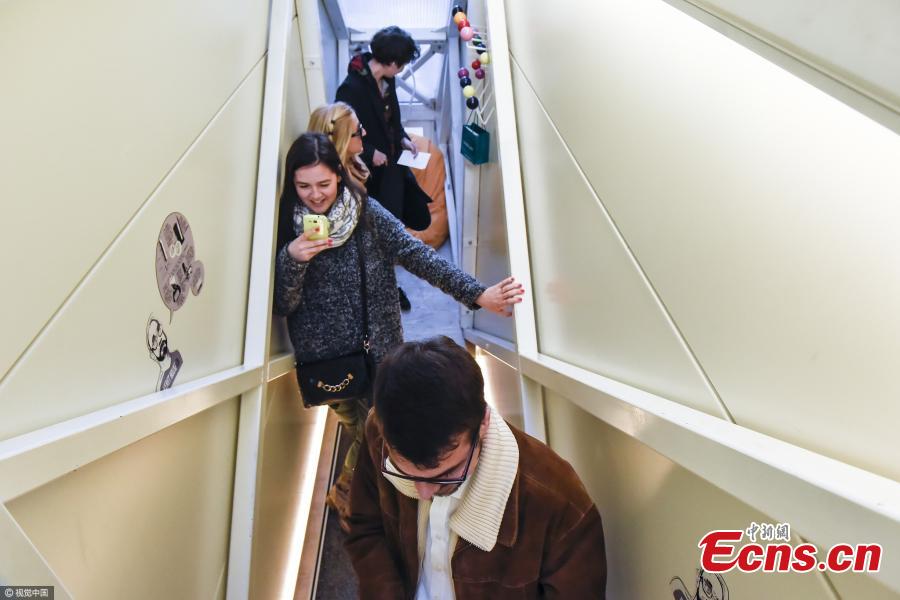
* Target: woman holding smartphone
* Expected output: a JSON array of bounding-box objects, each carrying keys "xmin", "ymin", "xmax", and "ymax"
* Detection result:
[{"xmin": 274, "ymin": 132, "xmax": 523, "ymax": 528}]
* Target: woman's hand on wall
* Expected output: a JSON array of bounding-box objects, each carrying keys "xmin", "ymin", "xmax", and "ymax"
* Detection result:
[
  {"xmin": 287, "ymin": 229, "xmax": 332, "ymax": 263},
  {"xmin": 476, "ymin": 276, "xmax": 525, "ymax": 317}
]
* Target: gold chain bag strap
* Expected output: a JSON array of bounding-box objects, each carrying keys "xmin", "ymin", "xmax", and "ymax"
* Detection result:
[{"xmin": 296, "ymin": 212, "xmax": 372, "ymax": 407}]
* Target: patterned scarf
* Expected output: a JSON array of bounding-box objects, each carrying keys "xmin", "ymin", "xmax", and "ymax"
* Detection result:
[{"xmin": 294, "ymin": 186, "xmax": 361, "ymax": 247}]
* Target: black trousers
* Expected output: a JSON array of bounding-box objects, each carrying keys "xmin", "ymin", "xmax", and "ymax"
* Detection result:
[{"xmin": 367, "ymin": 163, "xmax": 432, "ymax": 231}]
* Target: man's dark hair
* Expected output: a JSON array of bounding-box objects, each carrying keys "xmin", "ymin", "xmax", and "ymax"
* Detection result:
[
  {"xmin": 374, "ymin": 336, "xmax": 485, "ymax": 468},
  {"xmin": 370, "ymin": 26, "xmax": 420, "ymax": 67}
]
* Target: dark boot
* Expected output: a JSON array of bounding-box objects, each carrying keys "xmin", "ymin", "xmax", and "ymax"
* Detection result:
[
  {"xmin": 398, "ymin": 287, "xmax": 412, "ymax": 312},
  {"xmin": 326, "ymin": 469, "xmax": 353, "ymax": 532}
]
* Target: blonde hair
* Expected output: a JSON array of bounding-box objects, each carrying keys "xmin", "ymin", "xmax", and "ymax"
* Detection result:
[{"xmin": 307, "ymin": 102, "xmax": 370, "ymax": 189}]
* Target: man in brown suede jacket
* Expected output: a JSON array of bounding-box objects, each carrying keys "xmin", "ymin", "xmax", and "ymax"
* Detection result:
[{"xmin": 345, "ymin": 336, "xmax": 607, "ymax": 599}]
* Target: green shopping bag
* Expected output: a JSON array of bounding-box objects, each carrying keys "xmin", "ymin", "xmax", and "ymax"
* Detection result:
[{"xmin": 461, "ymin": 122, "xmax": 490, "ymax": 165}]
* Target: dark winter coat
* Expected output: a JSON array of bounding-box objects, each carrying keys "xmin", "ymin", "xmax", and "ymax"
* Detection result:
[
  {"xmin": 346, "ymin": 414, "xmax": 608, "ymax": 599},
  {"xmin": 273, "ymin": 198, "xmax": 485, "ymax": 367},
  {"xmin": 335, "ymin": 53, "xmax": 431, "ymax": 230}
]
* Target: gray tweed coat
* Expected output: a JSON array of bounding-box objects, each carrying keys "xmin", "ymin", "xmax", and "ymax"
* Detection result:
[{"xmin": 274, "ymin": 199, "xmax": 486, "ymax": 366}]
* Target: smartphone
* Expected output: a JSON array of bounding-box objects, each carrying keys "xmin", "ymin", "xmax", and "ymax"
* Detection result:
[{"xmin": 303, "ymin": 214, "xmax": 330, "ymax": 240}]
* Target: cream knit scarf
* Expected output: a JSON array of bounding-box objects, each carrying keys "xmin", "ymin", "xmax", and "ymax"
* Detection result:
[
  {"xmin": 294, "ymin": 186, "xmax": 361, "ymax": 247},
  {"xmin": 383, "ymin": 406, "xmax": 520, "ymax": 552}
]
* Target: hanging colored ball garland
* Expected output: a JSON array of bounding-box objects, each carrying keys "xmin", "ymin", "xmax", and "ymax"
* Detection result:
[{"xmin": 451, "ymin": 7, "xmax": 492, "ymax": 119}]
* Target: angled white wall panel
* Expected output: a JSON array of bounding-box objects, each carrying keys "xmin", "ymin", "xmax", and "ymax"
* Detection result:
[
  {"xmin": 281, "ymin": 16, "xmax": 315, "ymax": 159},
  {"xmin": 544, "ymin": 391, "xmax": 847, "ymax": 599},
  {"xmin": 829, "ymin": 569, "xmax": 899, "ymax": 600},
  {"xmin": 0, "ymin": 64, "xmax": 264, "ymax": 440},
  {"xmin": 670, "ymin": 0, "xmax": 900, "ymax": 132},
  {"xmin": 466, "ymin": 0, "xmax": 516, "ymax": 342},
  {"xmin": 510, "ymin": 59, "xmax": 726, "ymax": 418},
  {"xmin": 0, "ymin": 0, "xmax": 268, "ymax": 383},
  {"xmin": 472, "ymin": 163, "xmax": 516, "ymax": 342},
  {"xmin": 6, "ymin": 399, "xmax": 239, "ymax": 599},
  {"xmin": 506, "ymin": 0, "xmax": 900, "ymax": 480},
  {"xmin": 249, "ymin": 374, "xmax": 322, "ymax": 600},
  {"xmin": 270, "ymin": 15, "xmax": 316, "ymax": 359},
  {"xmin": 0, "ymin": 505, "xmax": 70, "ymax": 595},
  {"xmin": 476, "ymin": 348, "xmax": 524, "ymax": 431}
]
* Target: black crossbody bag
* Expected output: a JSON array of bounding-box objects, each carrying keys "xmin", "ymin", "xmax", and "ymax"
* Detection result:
[{"xmin": 296, "ymin": 228, "xmax": 373, "ymax": 407}]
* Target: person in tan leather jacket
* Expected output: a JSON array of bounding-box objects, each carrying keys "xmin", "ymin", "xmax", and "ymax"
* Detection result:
[{"xmin": 345, "ymin": 336, "xmax": 607, "ymax": 599}]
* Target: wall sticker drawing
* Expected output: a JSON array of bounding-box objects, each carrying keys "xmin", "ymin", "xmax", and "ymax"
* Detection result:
[
  {"xmin": 146, "ymin": 315, "xmax": 183, "ymax": 391},
  {"xmin": 155, "ymin": 212, "xmax": 204, "ymax": 317},
  {"xmin": 671, "ymin": 569, "xmax": 729, "ymax": 600}
]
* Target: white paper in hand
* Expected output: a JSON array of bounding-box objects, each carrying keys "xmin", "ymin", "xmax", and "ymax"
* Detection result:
[{"xmin": 397, "ymin": 150, "xmax": 430, "ymax": 170}]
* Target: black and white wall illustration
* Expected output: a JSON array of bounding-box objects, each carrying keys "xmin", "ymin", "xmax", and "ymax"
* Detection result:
[
  {"xmin": 671, "ymin": 569, "xmax": 729, "ymax": 600},
  {"xmin": 155, "ymin": 212, "xmax": 205, "ymax": 314},
  {"xmin": 146, "ymin": 315, "xmax": 184, "ymax": 391}
]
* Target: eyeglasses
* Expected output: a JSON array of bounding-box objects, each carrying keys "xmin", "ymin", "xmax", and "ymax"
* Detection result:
[
  {"xmin": 381, "ymin": 431, "xmax": 479, "ymax": 486},
  {"xmin": 350, "ymin": 122, "xmax": 364, "ymax": 138}
]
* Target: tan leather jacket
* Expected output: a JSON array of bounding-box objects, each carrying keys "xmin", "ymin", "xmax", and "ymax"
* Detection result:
[{"xmin": 345, "ymin": 414, "xmax": 607, "ymax": 599}]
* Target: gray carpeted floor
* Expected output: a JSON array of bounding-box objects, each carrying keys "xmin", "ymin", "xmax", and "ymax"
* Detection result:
[{"xmin": 313, "ymin": 240, "xmax": 464, "ymax": 599}]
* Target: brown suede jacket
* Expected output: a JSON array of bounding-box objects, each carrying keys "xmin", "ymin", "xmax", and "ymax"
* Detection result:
[{"xmin": 345, "ymin": 414, "xmax": 607, "ymax": 599}]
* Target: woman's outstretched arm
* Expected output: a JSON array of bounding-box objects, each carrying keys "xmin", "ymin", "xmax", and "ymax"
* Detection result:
[{"xmin": 371, "ymin": 200, "xmax": 523, "ymax": 315}]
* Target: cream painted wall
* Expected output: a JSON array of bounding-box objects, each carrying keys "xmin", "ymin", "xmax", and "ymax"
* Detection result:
[
  {"xmin": 6, "ymin": 399, "xmax": 240, "ymax": 599},
  {"xmin": 250, "ymin": 374, "xmax": 322, "ymax": 600},
  {"xmin": 1, "ymin": 0, "xmax": 273, "ymax": 595},
  {"xmin": 476, "ymin": 348, "xmax": 524, "ymax": 431},
  {"xmin": 0, "ymin": 63, "xmax": 264, "ymax": 439},
  {"xmin": 543, "ymin": 391, "xmax": 868, "ymax": 599},
  {"xmin": 505, "ymin": 0, "xmax": 900, "ymax": 481},
  {"xmin": 510, "ymin": 58, "xmax": 726, "ymax": 419},
  {"xmin": 472, "ymin": 164, "xmax": 516, "ymax": 341},
  {"xmin": 679, "ymin": 0, "xmax": 900, "ymax": 120},
  {"xmin": 318, "ymin": 0, "xmax": 340, "ymax": 101},
  {"xmin": 271, "ymin": 15, "xmax": 316, "ymax": 359},
  {"xmin": 0, "ymin": 0, "xmax": 268, "ymax": 386},
  {"xmin": 465, "ymin": 0, "xmax": 516, "ymax": 343}
]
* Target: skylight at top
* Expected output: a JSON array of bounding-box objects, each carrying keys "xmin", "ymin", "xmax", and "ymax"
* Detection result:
[{"xmin": 337, "ymin": 0, "xmax": 450, "ymax": 32}]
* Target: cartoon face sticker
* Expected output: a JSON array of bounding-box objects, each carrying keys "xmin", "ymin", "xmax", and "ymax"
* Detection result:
[
  {"xmin": 147, "ymin": 317, "xmax": 168, "ymax": 362},
  {"xmin": 670, "ymin": 569, "xmax": 729, "ymax": 600},
  {"xmin": 155, "ymin": 212, "xmax": 205, "ymax": 313},
  {"xmin": 146, "ymin": 315, "xmax": 184, "ymax": 392},
  {"xmin": 696, "ymin": 570, "xmax": 728, "ymax": 600}
]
